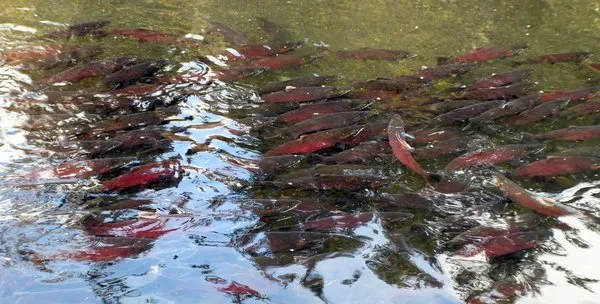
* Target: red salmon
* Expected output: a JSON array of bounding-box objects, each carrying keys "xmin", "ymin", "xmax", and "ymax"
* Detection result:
[
  {"xmin": 276, "ymin": 99, "xmax": 370, "ymax": 124},
  {"xmin": 388, "ymin": 115, "xmax": 431, "ymax": 181},
  {"xmin": 445, "ymin": 144, "xmax": 544, "ymax": 171},
  {"xmin": 540, "ymin": 86, "xmax": 600, "ymax": 103},
  {"xmin": 513, "ymin": 156, "xmax": 600, "ymax": 178},
  {"xmin": 443, "ymin": 46, "xmax": 525, "ymax": 64},
  {"xmin": 332, "ymin": 48, "xmax": 412, "ymax": 60},
  {"xmin": 536, "ymin": 125, "xmax": 600, "ymax": 141},
  {"xmin": 262, "ymin": 86, "xmax": 350, "ymax": 103},
  {"xmin": 102, "ymin": 159, "xmax": 183, "ymax": 192},
  {"xmin": 471, "ymin": 69, "xmax": 533, "ymax": 89}
]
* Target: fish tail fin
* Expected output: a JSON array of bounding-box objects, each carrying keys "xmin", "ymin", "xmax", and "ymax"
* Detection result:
[{"xmin": 436, "ymin": 56, "xmax": 451, "ymax": 66}]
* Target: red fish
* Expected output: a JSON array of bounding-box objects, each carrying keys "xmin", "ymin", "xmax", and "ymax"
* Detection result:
[
  {"xmin": 102, "ymin": 159, "xmax": 183, "ymax": 192},
  {"xmin": 248, "ymin": 54, "xmax": 312, "ymax": 70},
  {"xmin": 303, "ymin": 213, "xmax": 375, "ymax": 231},
  {"xmin": 504, "ymin": 99, "xmax": 569, "ymax": 125},
  {"xmin": 525, "ymin": 52, "xmax": 593, "ymax": 64},
  {"xmin": 455, "ymin": 231, "xmax": 539, "ymax": 258},
  {"xmin": 265, "ymin": 125, "xmax": 360, "ymax": 156},
  {"xmin": 3, "ymin": 45, "xmax": 61, "ymax": 63},
  {"xmin": 320, "ymin": 141, "xmax": 391, "ymax": 164},
  {"xmin": 561, "ymin": 100, "xmax": 600, "ymax": 116},
  {"xmin": 110, "ymin": 28, "xmax": 184, "ymax": 44},
  {"xmin": 217, "ymin": 282, "xmax": 261, "ymax": 298},
  {"xmin": 536, "ymin": 125, "xmax": 600, "ymax": 141},
  {"xmin": 212, "ymin": 66, "xmax": 268, "ymax": 82},
  {"xmin": 444, "ymin": 46, "xmax": 525, "ymax": 64},
  {"xmin": 589, "ymin": 63, "xmax": 600, "ymax": 71},
  {"xmin": 41, "ymin": 56, "xmax": 137, "ymax": 84},
  {"xmin": 52, "ymin": 157, "xmax": 136, "ymax": 178},
  {"xmin": 52, "ymin": 237, "xmax": 152, "ymax": 262},
  {"xmin": 83, "ymin": 216, "xmax": 185, "ymax": 239},
  {"xmin": 254, "ymin": 155, "xmax": 306, "ymax": 176},
  {"xmin": 101, "ymin": 59, "xmax": 168, "ymax": 88},
  {"xmin": 471, "ymin": 69, "xmax": 533, "ymax": 89},
  {"xmin": 331, "ymin": 47, "xmax": 412, "ymax": 60},
  {"xmin": 344, "ymin": 120, "xmax": 388, "ymax": 144},
  {"xmin": 259, "ymin": 74, "xmax": 335, "ymax": 94},
  {"xmin": 276, "ymin": 99, "xmax": 370, "ymax": 124},
  {"xmin": 388, "ymin": 115, "xmax": 431, "ymax": 182},
  {"xmin": 540, "ymin": 86, "xmax": 600, "ymax": 103},
  {"xmin": 457, "ymin": 82, "xmax": 534, "ymax": 100},
  {"xmin": 284, "ymin": 111, "xmax": 372, "ymax": 138},
  {"xmin": 513, "ymin": 156, "xmax": 600, "ymax": 178},
  {"xmin": 416, "ymin": 63, "xmax": 478, "ymax": 81},
  {"xmin": 495, "ymin": 174, "xmax": 574, "ymax": 216},
  {"xmin": 262, "ymin": 86, "xmax": 350, "ymax": 103},
  {"xmin": 445, "ymin": 144, "xmax": 544, "ymax": 171}
]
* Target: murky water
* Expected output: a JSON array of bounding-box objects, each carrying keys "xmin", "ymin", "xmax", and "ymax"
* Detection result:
[{"xmin": 1, "ymin": 1, "xmax": 600, "ymax": 303}]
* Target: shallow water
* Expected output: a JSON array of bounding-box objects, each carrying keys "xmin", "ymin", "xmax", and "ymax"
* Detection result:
[{"xmin": 0, "ymin": 1, "xmax": 600, "ymax": 303}]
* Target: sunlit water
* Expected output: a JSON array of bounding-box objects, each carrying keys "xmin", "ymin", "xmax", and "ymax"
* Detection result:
[{"xmin": 0, "ymin": 1, "xmax": 599, "ymax": 303}]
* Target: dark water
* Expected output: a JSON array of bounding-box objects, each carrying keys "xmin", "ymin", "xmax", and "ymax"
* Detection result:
[{"xmin": 1, "ymin": 1, "xmax": 600, "ymax": 303}]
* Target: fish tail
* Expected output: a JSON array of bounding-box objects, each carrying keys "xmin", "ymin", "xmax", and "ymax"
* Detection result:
[
  {"xmin": 436, "ymin": 56, "xmax": 452, "ymax": 66},
  {"xmin": 307, "ymin": 153, "xmax": 326, "ymax": 163},
  {"xmin": 521, "ymin": 132, "xmax": 541, "ymax": 143}
]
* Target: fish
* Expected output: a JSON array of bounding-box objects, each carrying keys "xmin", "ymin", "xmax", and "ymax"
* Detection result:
[
  {"xmin": 470, "ymin": 94, "xmax": 540, "ymax": 123},
  {"xmin": 468, "ymin": 280, "xmax": 529, "ymax": 304},
  {"xmin": 445, "ymin": 144, "xmax": 544, "ymax": 171},
  {"xmin": 344, "ymin": 120, "xmax": 389, "ymax": 144},
  {"xmin": 217, "ymin": 282, "xmax": 262, "ymax": 298},
  {"xmin": 248, "ymin": 54, "xmax": 314, "ymax": 70},
  {"xmin": 433, "ymin": 100, "xmax": 504, "ymax": 124},
  {"xmin": 3, "ymin": 45, "xmax": 62, "ymax": 63},
  {"xmin": 110, "ymin": 83, "xmax": 162, "ymax": 96},
  {"xmin": 100, "ymin": 59, "xmax": 169, "ymax": 88},
  {"xmin": 535, "ymin": 125, "xmax": 600, "ymax": 141},
  {"xmin": 415, "ymin": 63, "xmax": 478, "ymax": 81},
  {"xmin": 355, "ymin": 75, "xmax": 429, "ymax": 92},
  {"xmin": 84, "ymin": 197, "xmax": 154, "ymax": 210},
  {"xmin": 110, "ymin": 28, "xmax": 183, "ymax": 44},
  {"xmin": 254, "ymin": 155, "xmax": 307, "ymax": 176},
  {"xmin": 262, "ymin": 86, "xmax": 350, "ymax": 103},
  {"xmin": 455, "ymin": 231, "xmax": 540, "ymax": 258},
  {"xmin": 87, "ymin": 129, "xmax": 170, "ymax": 157},
  {"xmin": 212, "ymin": 66, "xmax": 268, "ymax": 82},
  {"xmin": 561, "ymin": 100, "xmax": 600, "ymax": 116},
  {"xmin": 37, "ymin": 45, "xmax": 105, "ymax": 69},
  {"xmin": 204, "ymin": 19, "xmax": 249, "ymax": 46},
  {"xmin": 555, "ymin": 146, "xmax": 600, "ymax": 158},
  {"xmin": 259, "ymin": 74, "xmax": 336, "ymax": 94},
  {"xmin": 83, "ymin": 111, "xmax": 171, "ymax": 136},
  {"xmin": 331, "ymin": 47, "xmax": 413, "ymax": 60},
  {"xmin": 414, "ymin": 135, "xmax": 490, "ymax": 159},
  {"xmin": 52, "ymin": 237, "xmax": 153, "ymax": 262},
  {"xmin": 513, "ymin": 156, "xmax": 600, "ymax": 178},
  {"xmin": 216, "ymin": 42, "xmax": 302, "ymax": 63},
  {"xmin": 276, "ymin": 164, "xmax": 386, "ymax": 180},
  {"xmin": 236, "ymin": 231, "xmax": 357, "ymax": 254},
  {"xmin": 261, "ymin": 174, "xmax": 388, "ymax": 190},
  {"xmin": 265, "ymin": 125, "xmax": 361, "ymax": 156},
  {"xmin": 540, "ymin": 86, "xmax": 600, "ymax": 103},
  {"xmin": 388, "ymin": 115, "xmax": 431, "ymax": 182},
  {"xmin": 470, "ymin": 69, "xmax": 533, "ymax": 89},
  {"xmin": 589, "ymin": 63, "xmax": 600, "ymax": 71},
  {"xmin": 422, "ymin": 99, "xmax": 484, "ymax": 114},
  {"xmin": 257, "ymin": 17, "xmax": 286, "ymax": 46},
  {"xmin": 101, "ymin": 159, "xmax": 183, "ymax": 192},
  {"xmin": 83, "ymin": 215, "xmax": 186, "ymax": 239},
  {"xmin": 46, "ymin": 20, "xmax": 111, "ymax": 39},
  {"xmin": 504, "ymin": 99, "xmax": 569, "ymax": 126},
  {"xmin": 51, "ymin": 157, "xmax": 136, "ymax": 178},
  {"xmin": 455, "ymin": 82, "xmax": 534, "ymax": 100},
  {"xmin": 275, "ymin": 99, "xmax": 370, "ymax": 124},
  {"xmin": 407, "ymin": 127, "xmax": 462, "ymax": 144},
  {"xmin": 303, "ymin": 213, "xmax": 376, "ymax": 231},
  {"xmin": 495, "ymin": 174, "xmax": 574, "ymax": 216},
  {"xmin": 434, "ymin": 179, "xmax": 470, "ymax": 193},
  {"xmin": 283, "ymin": 111, "xmax": 373, "ymax": 138},
  {"xmin": 41, "ymin": 56, "xmax": 137, "ymax": 84},
  {"xmin": 319, "ymin": 141, "xmax": 391, "ymax": 164},
  {"xmin": 370, "ymin": 193, "xmax": 434, "ymax": 211},
  {"xmin": 522, "ymin": 52, "xmax": 593, "ymax": 64},
  {"xmin": 441, "ymin": 46, "xmax": 526, "ymax": 64}
]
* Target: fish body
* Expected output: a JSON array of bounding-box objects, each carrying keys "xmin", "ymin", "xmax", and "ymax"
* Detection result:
[
  {"xmin": 303, "ymin": 213, "xmax": 375, "ymax": 231},
  {"xmin": 258, "ymin": 17, "xmax": 286, "ymax": 45},
  {"xmin": 537, "ymin": 125, "xmax": 600, "ymax": 141},
  {"xmin": 332, "ymin": 48, "xmax": 412, "ymax": 60},
  {"xmin": 259, "ymin": 74, "xmax": 335, "ymax": 94},
  {"xmin": 110, "ymin": 28, "xmax": 180, "ymax": 44},
  {"xmin": 204, "ymin": 19, "xmax": 249, "ymax": 45},
  {"xmin": 470, "ymin": 94, "xmax": 540, "ymax": 123},
  {"xmin": 458, "ymin": 82, "xmax": 533, "ymax": 100},
  {"xmin": 355, "ymin": 75, "xmax": 428, "ymax": 92},
  {"xmin": 434, "ymin": 100, "xmax": 503, "ymax": 124},
  {"xmin": 388, "ymin": 115, "xmax": 430, "ymax": 181},
  {"xmin": 218, "ymin": 282, "xmax": 261, "ymax": 298},
  {"xmin": 284, "ymin": 111, "xmax": 372, "ymax": 138},
  {"xmin": 527, "ymin": 52, "xmax": 593, "ymax": 64},
  {"xmin": 262, "ymin": 86, "xmax": 349, "ymax": 103},
  {"xmin": 562, "ymin": 100, "xmax": 600, "ymax": 116},
  {"xmin": 449, "ymin": 46, "xmax": 525, "ymax": 63},
  {"xmin": 101, "ymin": 159, "xmax": 183, "ymax": 192},
  {"xmin": 540, "ymin": 86, "xmax": 600, "ymax": 103},
  {"xmin": 263, "ymin": 174, "xmax": 388, "ymax": 190},
  {"xmin": 504, "ymin": 99, "xmax": 569, "ymax": 125},
  {"xmin": 53, "ymin": 157, "xmax": 136, "ymax": 178},
  {"xmin": 248, "ymin": 54, "xmax": 311, "ymax": 70},
  {"xmin": 46, "ymin": 20, "xmax": 111, "ymax": 39},
  {"xmin": 445, "ymin": 144, "xmax": 544, "ymax": 171},
  {"xmin": 495, "ymin": 174, "xmax": 574, "ymax": 216},
  {"xmin": 471, "ymin": 69, "xmax": 533, "ymax": 89},
  {"xmin": 415, "ymin": 135, "xmax": 489, "ymax": 159},
  {"xmin": 265, "ymin": 125, "xmax": 360, "ymax": 156},
  {"xmin": 416, "ymin": 63, "xmax": 478, "ymax": 81},
  {"xmin": 101, "ymin": 59, "xmax": 168, "ymax": 88},
  {"xmin": 3, "ymin": 45, "xmax": 61, "ymax": 63},
  {"xmin": 213, "ymin": 66, "xmax": 268, "ymax": 82},
  {"xmin": 408, "ymin": 127, "xmax": 462, "ymax": 144},
  {"xmin": 42, "ymin": 56, "xmax": 137, "ymax": 84},
  {"xmin": 320, "ymin": 141, "xmax": 391, "ymax": 164},
  {"xmin": 456, "ymin": 232, "xmax": 539, "ymax": 258},
  {"xmin": 275, "ymin": 99, "xmax": 370, "ymax": 124},
  {"xmin": 513, "ymin": 156, "xmax": 600, "ymax": 178}
]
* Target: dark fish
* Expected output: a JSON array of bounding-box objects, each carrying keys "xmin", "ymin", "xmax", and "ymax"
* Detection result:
[
  {"xmin": 471, "ymin": 69, "xmax": 533, "ymax": 89},
  {"xmin": 214, "ymin": 42, "xmax": 302, "ymax": 63},
  {"xmin": 262, "ymin": 86, "xmax": 350, "ymax": 103},
  {"xmin": 561, "ymin": 100, "xmax": 600, "ymax": 116},
  {"xmin": 265, "ymin": 125, "xmax": 360, "ymax": 156},
  {"xmin": 344, "ymin": 120, "xmax": 389, "ymax": 144},
  {"xmin": 456, "ymin": 82, "xmax": 534, "ymax": 100},
  {"xmin": 110, "ymin": 28, "xmax": 181, "ymax": 44},
  {"xmin": 536, "ymin": 125, "xmax": 600, "ymax": 141},
  {"xmin": 434, "ymin": 179, "xmax": 470, "ymax": 193},
  {"xmin": 277, "ymin": 164, "xmax": 385, "ymax": 180},
  {"xmin": 37, "ymin": 45, "xmax": 105, "ymax": 69},
  {"xmin": 524, "ymin": 52, "xmax": 593, "ymax": 64},
  {"xmin": 355, "ymin": 75, "xmax": 429, "ymax": 92},
  {"xmin": 275, "ymin": 99, "xmax": 370, "ymax": 124},
  {"xmin": 212, "ymin": 66, "xmax": 268, "ymax": 82},
  {"xmin": 370, "ymin": 193, "xmax": 434, "ymax": 211},
  {"xmin": 284, "ymin": 111, "xmax": 372, "ymax": 138},
  {"xmin": 513, "ymin": 156, "xmax": 600, "ymax": 178},
  {"xmin": 433, "ymin": 100, "xmax": 504, "ymax": 124},
  {"xmin": 408, "ymin": 127, "xmax": 462, "ymax": 144},
  {"xmin": 504, "ymin": 99, "xmax": 569, "ymax": 126},
  {"xmin": 236, "ymin": 231, "xmax": 356, "ymax": 254},
  {"xmin": 204, "ymin": 19, "xmax": 249, "ymax": 45},
  {"xmin": 110, "ymin": 83, "xmax": 161, "ymax": 96},
  {"xmin": 422, "ymin": 99, "xmax": 483, "ymax": 114},
  {"xmin": 85, "ymin": 111, "xmax": 170, "ymax": 136},
  {"xmin": 100, "ymin": 59, "xmax": 168, "ymax": 88},
  {"xmin": 46, "ymin": 20, "xmax": 111, "ymax": 39},
  {"xmin": 262, "ymin": 174, "xmax": 388, "ymax": 190},
  {"xmin": 254, "ymin": 155, "xmax": 306, "ymax": 176},
  {"xmin": 50, "ymin": 157, "xmax": 136, "ymax": 178},
  {"xmin": 218, "ymin": 282, "xmax": 262, "ymax": 298},
  {"xmin": 259, "ymin": 74, "xmax": 336, "ymax": 94},
  {"xmin": 248, "ymin": 54, "xmax": 313, "ymax": 70},
  {"xmin": 332, "ymin": 47, "xmax": 412, "ymax": 60},
  {"xmin": 470, "ymin": 94, "xmax": 540, "ymax": 123},
  {"xmin": 556, "ymin": 146, "xmax": 600, "ymax": 158},
  {"xmin": 303, "ymin": 213, "xmax": 376, "ymax": 231},
  {"xmin": 495, "ymin": 174, "xmax": 574, "ymax": 216},
  {"xmin": 445, "ymin": 144, "xmax": 544, "ymax": 171},
  {"xmin": 319, "ymin": 141, "xmax": 391, "ymax": 164},
  {"xmin": 347, "ymin": 89, "xmax": 408, "ymax": 100},
  {"xmin": 84, "ymin": 197, "xmax": 154, "ymax": 211},
  {"xmin": 388, "ymin": 115, "xmax": 431, "ymax": 181},
  {"xmin": 257, "ymin": 17, "xmax": 286, "ymax": 45},
  {"xmin": 540, "ymin": 86, "xmax": 600, "ymax": 103},
  {"xmin": 455, "ymin": 231, "xmax": 539, "ymax": 258},
  {"xmin": 414, "ymin": 135, "xmax": 489, "ymax": 159},
  {"xmin": 87, "ymin": 129, "xmax": 170, "ymax": 157},
  {"xmin": 441, "ymin": 46, "xmax": 526, "ymax": 64},
  {"xmin": 416, "ymin": 63, "xmax": 478, "ymax": 81},
  {"xmin": 102, "ymin": 159, "xmax": 183, "ymax": 192},
  {"xmin": 41, "ymin": 56, "xmax": 137, "ymax": 84}
]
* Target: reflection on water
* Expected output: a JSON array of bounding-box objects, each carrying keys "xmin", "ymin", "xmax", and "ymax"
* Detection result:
[{"xmin": 0, "ymin": 1, "xmax": 599, "ymax": 303}]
